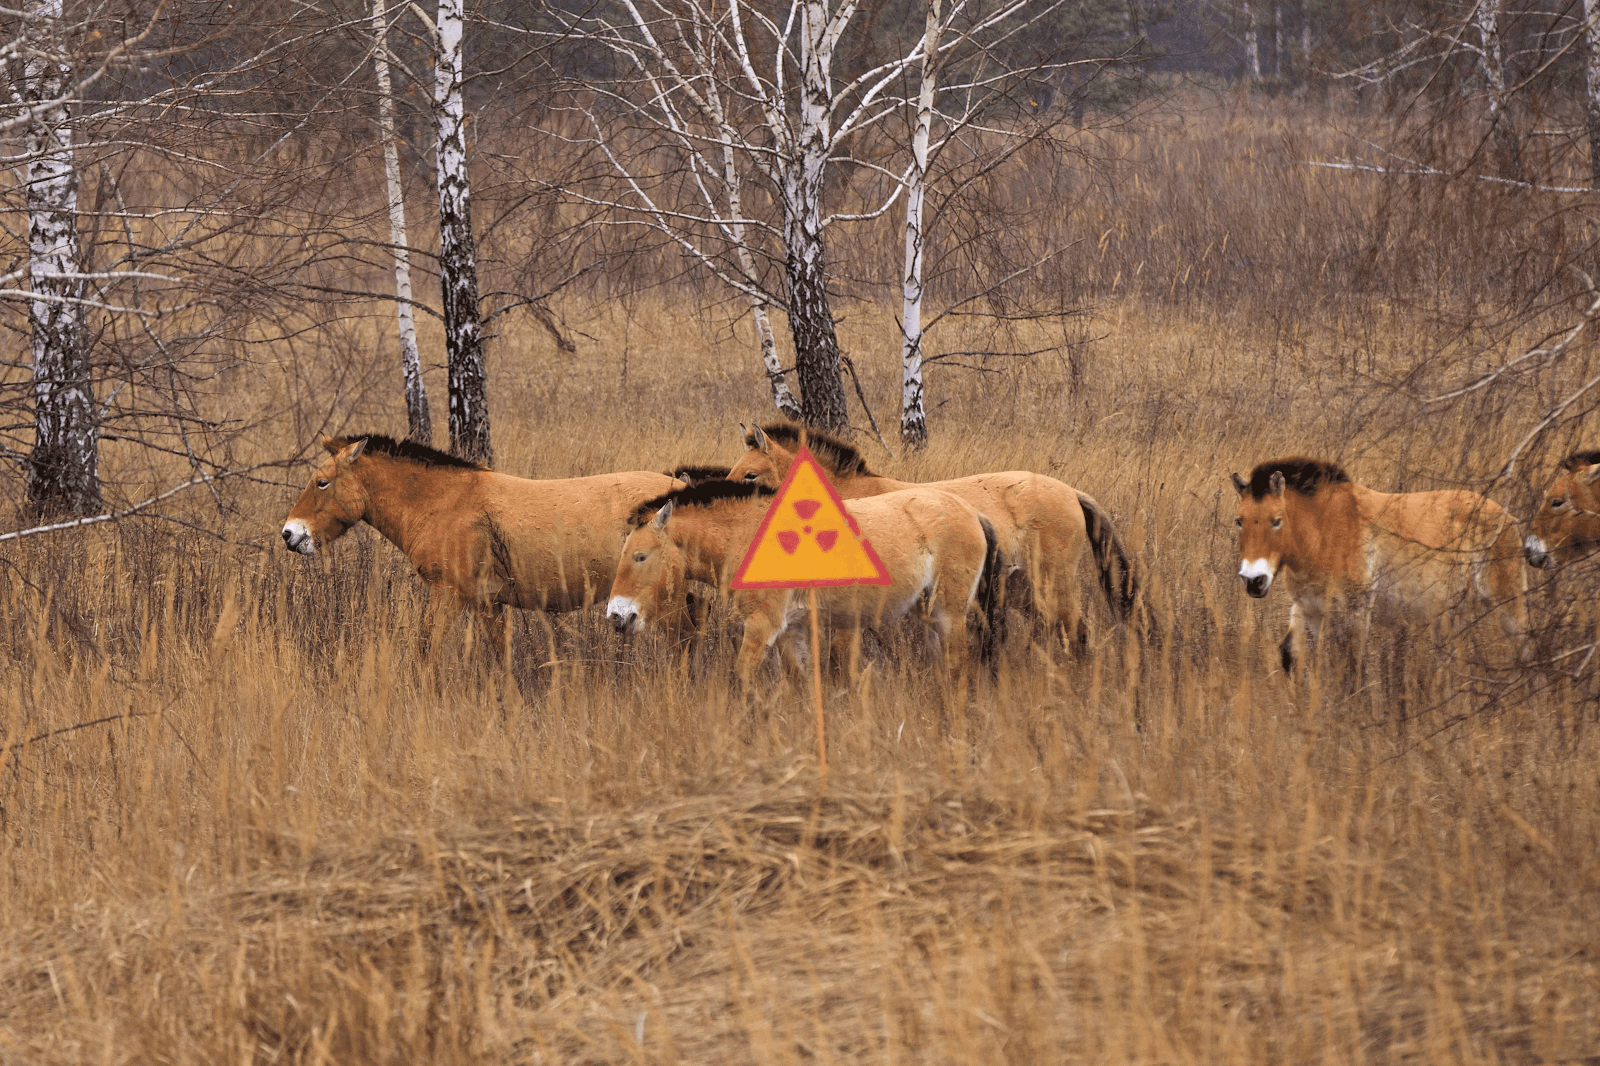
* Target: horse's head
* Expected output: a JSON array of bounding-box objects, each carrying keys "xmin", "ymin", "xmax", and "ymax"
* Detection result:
[
  {"xmin": 724, "ymin": 423, "xmax": 790, "ymax": 488},
  {"xmin": 281, "ymin": 437, "xmax": 371, "ymax": 554},
  {"xmin": 606, "ymin": 501, "xmax": 687, "ymax": 633},
  {"xmin": 1232, "ymin": 469, "xmax": 1287, "ymax": 597},
  {"xmin": 1526, "ymin": 454, "xmax": 1600, "ymax": 569}
]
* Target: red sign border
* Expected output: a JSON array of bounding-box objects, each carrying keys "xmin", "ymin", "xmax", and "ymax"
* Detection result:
[{"xmin": 729, "ymin": 445, "xmax": 893, "ymax": 589}]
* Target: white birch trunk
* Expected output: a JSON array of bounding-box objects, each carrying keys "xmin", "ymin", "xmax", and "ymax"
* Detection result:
[
  {"xmin": 1475, "ymin": 0, "xmax": 1523, "ymax": 181},
  {"xmin": 1243, "ymin": 1, "xmax": 1261, "ymax": 80},
  {"xmin": 20, "ymin": 0, "xmax": 99, "ymax": 516},
  {"xmin": 783, "ymin": 0, "xmax": 851, "ymax": 432},
  {"xmin": 435, "ymin": 0, "xmax": 491, "ymax": 463},
  {"xmin": 372, "ymin": 0, "xmax": 432, "ymax": 444},
  {"xmin": 900, "ymin": 0, "xmax": 942, "ymax": 450},
  {"xmin": 709, "ymin": 93, "xmax": 800, "ymax": 420},
  {"xmin": 1272, "ymin": 4, "xmax": 1283, "ymax": 76},
  {"xmin": 1584, "ymin": 0, "xmax": 1600, "ymax": 186}
]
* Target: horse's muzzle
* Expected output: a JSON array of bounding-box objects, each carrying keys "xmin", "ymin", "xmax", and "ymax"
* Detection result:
[
  {"xmin": 605, "ymin": 596, "xmax": 640, "ymax": 633},
  {"xmin": 281, "ymin": 521, "xmax": 315, "ymax": 555},
  {"xmin": 1242, "ymin": 574, "xmax": 1271, "ymax": 598},
  {"xmin": 1524, "ymin": 534, "xmax": 1554, "ymax": 570}
]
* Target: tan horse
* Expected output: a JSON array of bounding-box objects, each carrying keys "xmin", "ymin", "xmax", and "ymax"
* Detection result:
[
  {"xmin": 723, "ymin": 423, "xmax": 1137, "ymax": 640},
  {"xmin": 1232, "ymin": 458, "xmax": 1529, "ymax": 672},
  {"xmin": 1524, "ymin": 450, "xmax": 1600, "ymax": 569},
  {"xmin": 281, "ymin": 434, "xmax": 682, "ymax": 635},
  {"xmin": 604, "ymin": 481, "xmax": 997, "ymax": 683}
]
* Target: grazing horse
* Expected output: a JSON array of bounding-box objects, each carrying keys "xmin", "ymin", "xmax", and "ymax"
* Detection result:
[
  {"xmin": 605, "ymin": 481, "xmax": 998, "ymax": 683},
  {"xmin": 1524, "ymin": 450, "xmax": 1600, "ymax": 569},
  {"xmin": 281, "ymin": 435, "xmax": 682, "ymax": 637},
  {"xmin": 723, "ymin": 423, "xmax": 1137, "ymax": 640},
  {"xmin": 1232, "ymin": 459, "xmax": 1529, "ymax": 673}
]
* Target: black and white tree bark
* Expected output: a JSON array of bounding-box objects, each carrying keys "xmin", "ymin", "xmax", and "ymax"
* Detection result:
[
  {"xmin": 434, "ymin": 0, "xmax": 491, "ymax": 464},
  {"xmin": 782, "ymin": 0, "xmax": 854, "ymax": 431},
  {"xmin": 373, "ymin": 0, "xmax": 432, "ymax": 444},
  {"xmin": 1243, "ymin": 1, "xmax": 1262, "ymax": 79},
  {"xmin": 17, "ymin": 0, "xmax": 100, "ymax": 517},
  {"xmin": 1583, "ymin": 0, "xmax": 1600, "ymax": 186},
  {"xmin": 543, "ymin": 0, "xmax": 1081, "ymax": 435},
  {"xmin": 1473, "ymin": 0, "xmax": 1523, "ymax": 181},
  {"xmin": 899, "ymin": 0, "xmax": 942, "ymax": 450}
]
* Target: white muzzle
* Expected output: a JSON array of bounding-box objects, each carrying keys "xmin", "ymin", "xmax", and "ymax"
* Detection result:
[
  {"xmin": 606, "ymin": 596, "xmax": 642, "ymax": 633},
  {"xmin": 281, "ymin": 519, "xmax": 315, "ymax": 555}
]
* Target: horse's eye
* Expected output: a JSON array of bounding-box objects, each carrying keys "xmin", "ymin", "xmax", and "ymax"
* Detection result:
[
  {"xmin": 1234, "ymin": 517, "xmax": 1242, "ymax": 527},
  {"xmin": 1270, "ymin": 517, "xmax": 1282, "ymax": 529},
  {"xmin": 1552, "ymin": 498, "xmax": 1566, "ymax": 509},
  {"xmin": 743, "ymin": 472, "xmax": 758, "ymax": 482},
  {"xmin": 316, "ymin": 479, "xmax": 330, "ymax": 490},
  {"xmin": 633, "ymin": 552, "xmax": 648, "ymax": 564}
]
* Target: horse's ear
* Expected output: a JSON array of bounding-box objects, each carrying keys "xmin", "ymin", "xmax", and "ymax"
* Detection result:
[
  {"xmin": 652, "ymin": 500, "xmax": 674, "ymax": 530},
  {"xmin": 1269, "ymin": 470, "xmax": 1286, "ymax": 497},
  {"xmin": 739, "ymin": 422, "xmax": 749, "ymax": 446},
  {"xmin": 752, "ymin": 424, "xmax": 770, "ymax": 454},
  {"xmin": 339, "ymin": 438, "xmax": 368, "ymax": 464},
  {"xmin": 1231, "ymin": 473, "xmax": 1248, "ymax": 496},
  {"xmin": 1581, "ymin": 463, "xmax": 1600, "ymax": 485},
  {"xmin": 322, "ymin": 436, "xmax": 341, "ymax": 455}
]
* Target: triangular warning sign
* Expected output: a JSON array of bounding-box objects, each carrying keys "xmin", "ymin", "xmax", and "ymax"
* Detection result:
[{"xmin": 730, "ymin": 445, "xmax": 893, "ymax": 589}]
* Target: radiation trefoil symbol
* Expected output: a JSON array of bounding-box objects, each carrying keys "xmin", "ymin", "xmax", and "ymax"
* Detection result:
[{"xmin": 730, "ymin": 446, "xmax": 892, "ymax": 589}]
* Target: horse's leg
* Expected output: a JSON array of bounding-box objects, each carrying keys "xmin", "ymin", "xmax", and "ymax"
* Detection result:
[
  {"xmin": 734, "ymin": 596, "xmax": 790, "ymax": 686},
  {"xmin": 1487, "ymin": 545, "xmax": 1534, "ymax": 664},
  {"xmin": 1281, "ymin": 586, "xmax": 1327, "ymax": 675},
  {"xmin": 421, "ymin": 582, "xmax": 469, "ymax": 657},
  {"xmin": 1279, "ymin": 600, "xmax": 1301, "ymax": 674},
  {"xmin": 476, "ymin": 603, "xmax": 512, "ymax": 669}
]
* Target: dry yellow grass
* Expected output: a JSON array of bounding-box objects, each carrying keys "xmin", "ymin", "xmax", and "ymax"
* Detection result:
[{"xmin": 3, "ymin": 97, "xmax": 1600, "ymax": 1064}]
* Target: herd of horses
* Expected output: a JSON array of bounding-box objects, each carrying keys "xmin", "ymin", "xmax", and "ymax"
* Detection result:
[{"xmin": 279, "ymin": 425, "xmax": 1600, "ymax": 682}]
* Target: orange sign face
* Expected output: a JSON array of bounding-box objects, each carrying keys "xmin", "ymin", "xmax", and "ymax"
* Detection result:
[{"xmin": 730, "ymin": 445, "xmax": 893, "ymax": 589}]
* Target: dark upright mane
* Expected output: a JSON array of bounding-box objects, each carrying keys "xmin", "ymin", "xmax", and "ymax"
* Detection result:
[
  {"xmin": 752, "ymin": 422, "xmax": 873, "ymax": 477},
  {"xmin": 629, "ymin": 480, "xmax": 775, "ymax": 525},
  {"xmin": 1246, "ymin": 458, "xmax": 1350, "ymax": 499},
  {"xmin": 1561, "ymin": 450, "xmax": 1600, "ymax": 472},
  {"xmin": 334, "ymin": 434, "xmax": 487, "ymax": 471},
  {"xmin": 665, "ymin": 464, "xmax": 733, "ymax": 486}
]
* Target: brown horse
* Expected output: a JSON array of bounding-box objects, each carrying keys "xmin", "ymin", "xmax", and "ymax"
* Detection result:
[
  {"xmin": 1524, "ymin": 450, "xmax": 1600, "ymax": 569},
  {"xmin": 605, "ymin": 481, "xmax": 997, "ymax": 683},
  {"xmin": 281, "ymin": 435, "xmax": 682, "ymax": 634},
  {"xmin": 1232, "ymin": 459, "xmax": 1529, "ymax": 672},
  {"xmin": 723, "ymin": 423, "xmax": 1137, "ymax": 640}
]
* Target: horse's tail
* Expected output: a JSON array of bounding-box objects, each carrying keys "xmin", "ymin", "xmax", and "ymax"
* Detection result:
[
  {"xmin": 1077, "ymin": 492, "xmax": 1138, "ymax": 622},
  {"xmin": 976, "ymin": 513, "xmax": 1006, "ymax": 660}
]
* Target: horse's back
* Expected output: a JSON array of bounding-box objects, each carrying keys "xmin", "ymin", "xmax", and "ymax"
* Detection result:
[
  {"xmin": 480, "ymin": 469, "xmax": 678, "ymax": 611},
  {"xmin": 1358, "ymin": 486, "xmax": 1517, "ymax": 553},
  {"xmin": 845, "ymin": 487, "xmax": 986, "ymax": 556},
  {"xmin": 1353, "ymin": 485, "xmax": 1526, "ymax": 625},
  {"xmin": 925, "ymin": 471, "xmax": 1087, "ymax": 556}
]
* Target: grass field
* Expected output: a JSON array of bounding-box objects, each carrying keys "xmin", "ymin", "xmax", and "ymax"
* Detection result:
[{"xmin": 2, "ymin": 94, "xmax": 1599, "ymax": 1064}]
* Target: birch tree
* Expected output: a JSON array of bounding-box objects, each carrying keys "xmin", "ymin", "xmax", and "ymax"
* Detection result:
[
  {"xmin": 1473, "ymin": 0, "xmax": 1522, "ymax": 181},
  {"xmin": 1243, "ymin": 0, "xmax": 1262, "ymax": 79},
  {"xmin": 0, "ymin": 3, "xmax": 437, "ymax": 532},
  {"xmin": 372, "ymin": 0, "xmax": 432, "ymax": 443},
  {"xmin": 1582, "ymin": 0, "xmax": 1600, "ymax": 186},
  {"xmin": 434, "ymin": 0, "xmax": 491, "ymax": 463},
  {"xmin": 899, "ymin": 0, "xmax": 941, "ymax": 449},
  {"xmin": 15, "ymin": 0, "xmax": 99, "ymax": 516},
  {"xmin": 536, "ymin": 0, "xmax": 1088, "ymax": 433}
]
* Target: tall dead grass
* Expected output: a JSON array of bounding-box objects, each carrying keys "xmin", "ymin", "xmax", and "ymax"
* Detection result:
[{"xmin": 3, "ymin": 96, "xmax": 1600, "ymax": 1064}]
